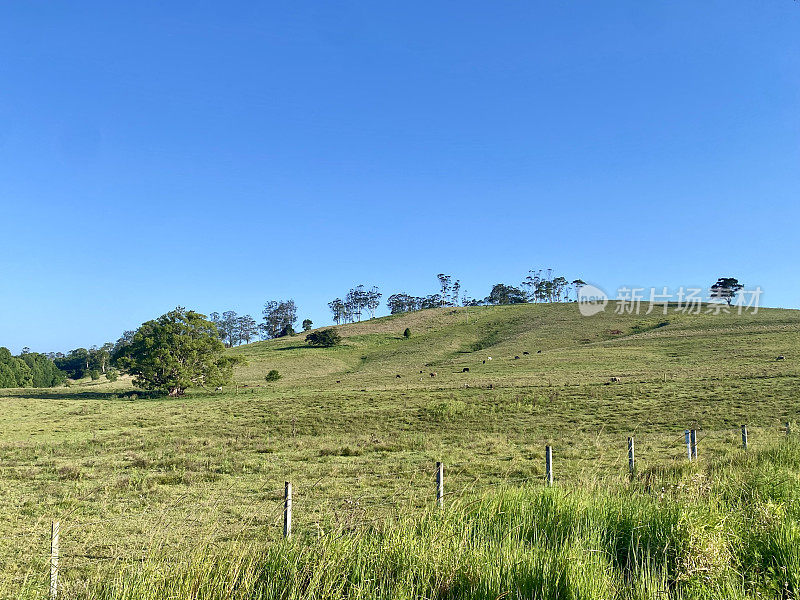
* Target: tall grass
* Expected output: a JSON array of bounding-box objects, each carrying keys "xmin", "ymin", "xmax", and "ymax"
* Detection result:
[{"xmin": 66, "ymin": 439, "xmax": 800, "ymax": 600}]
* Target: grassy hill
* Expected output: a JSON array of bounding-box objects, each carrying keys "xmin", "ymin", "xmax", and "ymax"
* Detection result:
[
  {"xmin": 230, "ymin": 302, "xmax": 800, "ymax": 390},
  {"xmin": 1, "ymin": 302, "xmax": 799, "ymax": 598}
]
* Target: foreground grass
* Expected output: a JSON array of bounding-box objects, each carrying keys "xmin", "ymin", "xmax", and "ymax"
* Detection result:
[{"xmin": 66, "ymin": 439, "xmax": 800, "ymax": 599}]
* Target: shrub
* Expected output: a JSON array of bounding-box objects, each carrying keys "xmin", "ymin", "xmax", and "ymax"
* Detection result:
[
  {"xmin": 403, "ymin": 328, "xmax": 411, "ymax": 339},
  {"xmin": 89, "ymin": 369, "xmax": 101, "ymax": 381},
  {"xmin": 265, "ymin": 370, "xmax": 281, "ymax": 382},
  {"xmin": 306, "ymin": 329, "xmax": 341, "ymax": 347},
  {"xmin": 106, "ymin": 369, "xmax": 119, "ymax": 382}
]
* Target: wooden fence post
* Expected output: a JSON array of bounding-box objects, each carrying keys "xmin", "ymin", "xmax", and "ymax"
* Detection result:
[
  {"xmin": 690, "ymin": 429, "xmax": 698, "ymax": 460},
  {"xmin": 283, "ymin": 482, "xmax": 292, "ymax": 539},
  {"xmin": 50, "ymin": 521, "xmax": 59, "ymax": 600},
  {"xmin": 627, "ymin": 437, "xmax": 635, "ymax": 473},
  {"xmin": 545, "ymin": 446, "xmax": 553, "ymax": 485},
  {"xmin": 685, "ymin": 430, "xmax": 692, "ymax": 461},
  {"xmin": 741, "ymin": 425, "xmax": 748, "ymax": 450},
  {"xmin": 436, "ymin": 462, "xmax": 444, "ymax": 508}
]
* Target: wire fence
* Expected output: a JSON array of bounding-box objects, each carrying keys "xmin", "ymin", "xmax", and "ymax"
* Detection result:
[{"xmin": 3, "ymin": 420, "xmax": 796, "ymax": 598}]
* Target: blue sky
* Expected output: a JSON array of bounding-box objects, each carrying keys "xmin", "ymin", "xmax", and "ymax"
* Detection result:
[{"xmin": 1, "ymin": 1, "xmax": 798, "ymax": 354}]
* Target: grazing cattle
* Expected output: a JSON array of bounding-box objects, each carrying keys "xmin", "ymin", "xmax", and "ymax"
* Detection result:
[
  {"xmin": 462, "ymin": 367, "xmax": 470, "ymax": 373},
  {"xmin": 487, "ymin": 383, "xmax": 494, "ymax": 389},
  {"xmin": 396, "ymin": 374, "xmax": 401, "ymax": 378},
  {"xmin": 336, "ymin": 380, "xmax": 341, "ymax": 384},
  {"xmin": 777, "ymin": 355, "xmax": 786, "ymax": 361},
  {"xmin": 430, "ymin": 372, "xmax": 437, "ymax": 378},
  {"xmin": 610, "ymin": 377, "xmax": 620, "ymax": 382},
  {"xmin": 523, "ymin": 351, "xmax": 529, "ymax": 355},
  {"xmin": 537, "ymin": 350, "xmax": 542, "ymax": 354},
  {"xmin": 482, "ymin": 360, "xmax": 486, "ymax": 364},
  {"xmin": 215, "ymin": 386, "xmax": 223, "ymax": 391},
  {"xmin": 487, "ymin": 357, "xmax": 492, "ymax": 360},
  {"xmin": 419, "ymin": 370, "xmax": 424, "ymax": 374},
  {"xmin": 514, "ymin": 356, "xmax": 520, "ymax": 360},
  {"xmin": 464, "ymin": 383, "xmax": 470, "ymax": 388}
]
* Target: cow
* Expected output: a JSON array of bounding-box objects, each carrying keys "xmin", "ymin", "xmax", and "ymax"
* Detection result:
[
  {"xmin": 610, "ymin": 377, "xmax": 620, "ymax": 382},
  {"xmin": 215, "ymin": 386, "xmax": 223, "ymax": 391},
  {"xmin": 523, "ymin": 351, "xmax": 529, "ymax": 355},
  {"xmin": 430, "ymin": 372, "xmax": 437, "ymax": 378},
  {"xmin": 462, "ymin": 367, "xmax": 470, "ymax": 373},
  {"xmin": 537, "ymin": 350, "xmax": 542, "ymax": 354},
  {"xmin": 514, "ymin": 356, "xmax": 520, "ymax": 360},
  {"xmin": 777, "ymin": 355, "xmax": 786, "ymax": 361},
  {"xmin": 396, "ymin": 374, "xmax": 401, "ymax": 378}
]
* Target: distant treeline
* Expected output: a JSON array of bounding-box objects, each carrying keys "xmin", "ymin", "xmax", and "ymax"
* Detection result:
[{"xmin": 2, "ymin": 268, "xmax": 587, "ymax": 387}]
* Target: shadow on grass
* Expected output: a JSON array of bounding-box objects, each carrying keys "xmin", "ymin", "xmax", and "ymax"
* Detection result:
[{"xmin": 5, "ymin": 389, "xmax": 166, "ymax": 401}]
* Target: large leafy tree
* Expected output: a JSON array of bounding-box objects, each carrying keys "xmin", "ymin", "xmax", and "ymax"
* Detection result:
[
  {"xmin": 710, "ymin": 277, "xmax": 744, "ymax": 306},
  {"xmin": 114, "ymin": 307, "xmax": 241, "ymax": 396},
  {"xmin": 486, "ymin": 283, "xmax": 527, "ymax": 305},
  {"xmin": 0, "ymin": 347, "xmax": 33, "ymax": 388},
  {"xmin": 261, "ymin": 300, "xmax": 298, "ymax": 339}
]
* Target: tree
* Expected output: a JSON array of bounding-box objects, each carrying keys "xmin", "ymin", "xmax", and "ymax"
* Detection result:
[
  {"xmin": 571, "ymin": 279, "xmax": 587, "ymax": 301},
  {"xmin": 237, "ymin": 315, "xmax": 259, "ymax": 344},
  {"xmin": 710, "ymin": 277, "xmax": 744, "ymax": 306},
  {"xmin": 366, "ymin": 286, "xmax": 382, "ymax": 319},
  {"xmin": 261, "ymin": 300, "xmax": 297, "ymax": 339},
  {"xmin": 0, "ymin": 347, "xmax": 33, "ymax": 388},
  {"xmin": 306, "ymin": 328, "xmax": 342, "ymax": 347},
  {"xmin": 221, "ymin": 310, "xmax": 239, "ymax": 346},
  {"xmin": 89, "ymin": 343, "xmax": 114, "ymax": 374},
  {"xmin": 437, "ymin": 274, "xmax": 452, "ymax": 306},
  {"xmin": 302, "ymin": 319, "xmax": 313, "ymax": 332},
  {"xmin": 112, "ymin": 331, "xmax": 136, "ymax": 361},
  {"xmin": 387, "ymin": 293, "xmax": 416, "ymax": 314},
  {"xmin": 265, "ymin": 369, "xmax": 281, "ymax": 382},
  {"xmin": 19, "ymin": 352, "xmax": 66, "ymax": 387},
  {"xmin": 114, "ymin": 307, "xmax": 241, "ymax": 396},
  {"xmin": 346, "ymin": 286, "xmax": 367, "ymax": 322},
  {"xmin": 328, "ymin": 299, "xmax": 345, "ymax": 325},
  {"xmin": 403, "ymin": 327, "xmax": 411, "ymax": 339},
  {"xmin": 450, "ymin": 280, "xmax": 461, "ymax": 307},
  {"xmin": 54, "ymin": 348, "xmax": 90, "ymax": 379},
  {"xmin": 486, "ymin": 283, "xmax": 527, "ymax": 305}
]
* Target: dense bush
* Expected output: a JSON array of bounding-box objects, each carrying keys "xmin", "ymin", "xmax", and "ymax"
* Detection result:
[
  {"xmin": 265, "ymin": 369, "xmax": 281, "ymax": 382},
  {"xmin": 305, "ymin": 328, "xmax": 342, "ymax": 347},
  {"xmin": 0, "ymin": 348, "xmax": 64, "ymax": 388}
]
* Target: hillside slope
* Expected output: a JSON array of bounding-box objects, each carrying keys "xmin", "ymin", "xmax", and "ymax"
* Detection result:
[{"xmin": 230, "ymin": 302, "xmax": 800, "ymax": 390}]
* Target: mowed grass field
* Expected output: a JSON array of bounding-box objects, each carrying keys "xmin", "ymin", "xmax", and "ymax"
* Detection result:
[{"xmin": 1, "ymin": 302, "xmax": 799, "ymax": 597}]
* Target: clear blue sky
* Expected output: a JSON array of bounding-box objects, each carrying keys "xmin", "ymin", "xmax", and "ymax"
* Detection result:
[{"xmin": 1, "ymin": 1, "xmax": 798, "ymax": 354}]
